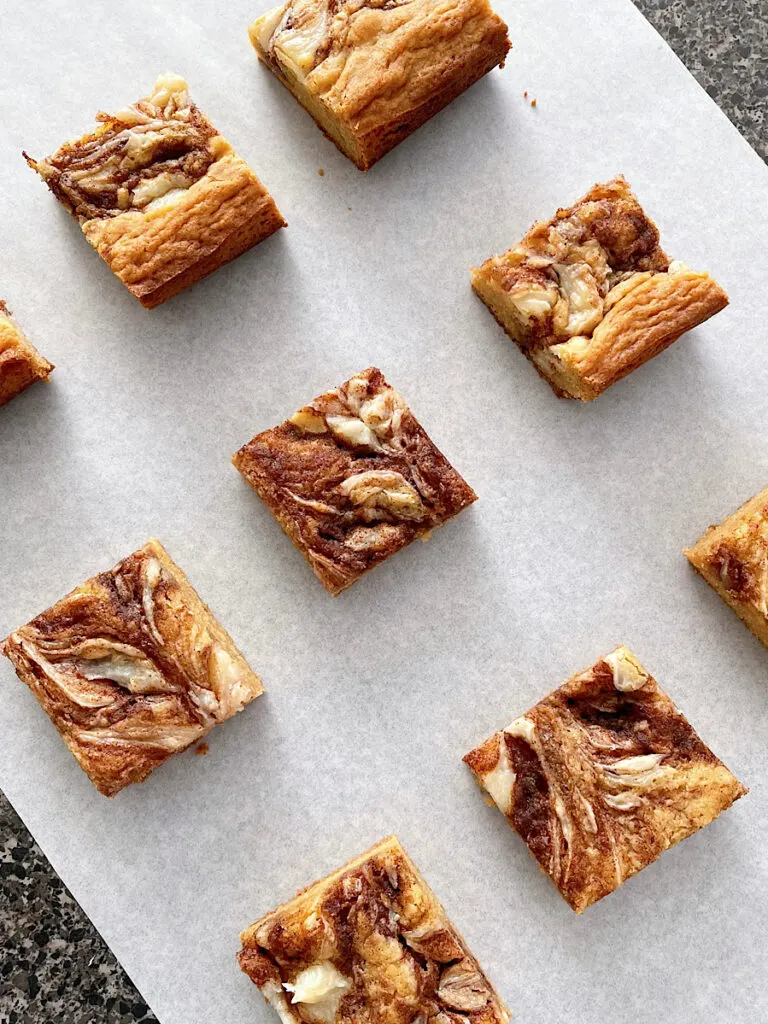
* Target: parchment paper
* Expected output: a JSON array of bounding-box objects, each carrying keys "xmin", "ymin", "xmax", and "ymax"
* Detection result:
[{"xmin": 1, "ymin": 1, "xmax": 767, "ymax": 1021}]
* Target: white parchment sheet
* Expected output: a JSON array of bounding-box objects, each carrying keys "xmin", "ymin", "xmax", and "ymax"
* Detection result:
[{"xmin": 1, "ymin": 1, "xmax": 767, "ymax": 1021}]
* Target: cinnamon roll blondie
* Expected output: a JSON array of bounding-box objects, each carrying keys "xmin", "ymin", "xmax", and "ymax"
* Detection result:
[
  {"xmin": 238, "ymin": 835, "xmax": 510, "ymax": 1024},
  {"xmin": 685, "ymin": 485, "xmax": 768, "ymax": 652},
  {"xmin": 2, "ymin": 539, "xmax": 263, "ymax": 796},
  {"xmin": 25, "ymin": 74, "xmax": 285, "ymax": 308},
  {"xmin": 0, "ymin": 300, "xmax": 53, "ymax": 407},
  {"xmin": 471, "ymin": 177, "xmax": 728, "ymax": 400},
  {"xmin": 464, "ymin": 647, "xmax": 746, "ymax": 912},
  {"xmin": 248, "ymin": 0, "xmax": 510, "ymax": 170},
  {"xmin": 232, "ymin": 367, "xmax": 477, "ymax": 594}
]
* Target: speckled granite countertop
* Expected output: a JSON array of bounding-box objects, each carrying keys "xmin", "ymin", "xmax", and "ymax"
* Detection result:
[{"xmin": 1, "ymin": 3, "xmax": 766, "ymax": 1022}]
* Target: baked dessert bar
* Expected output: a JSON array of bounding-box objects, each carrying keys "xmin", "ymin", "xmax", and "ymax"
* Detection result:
[
  {"xmin": 685, "ymin": 485, "xmax": 768, "ymax": 650},
  {"xmin": 471, "ymin": 176, "xmax": 728, "ymax": 400},
  {"xmin": 232, "ymin": 367, "xmax": 477, "ymax": 595},
  {"xmin": 248, "ymin": 0, "xmax": 510, "ymax": 171},
  {"xmin": 0, "ymin": 300, "xmax": 53, "ymax": 407},
  {"xmin": 464, "ymin": 646, "xmax": 746, "ymax": 912},
  {"xmin": 25, "ymin": 74, "xmax": 285, "ymax": 308},
  {"xmin": 2, "ymin": 539, "xmax": 262, "ymax": 796},
  {"xmin": 238, "ymin": 835, "xmax": 510, "ymax": 1024}
]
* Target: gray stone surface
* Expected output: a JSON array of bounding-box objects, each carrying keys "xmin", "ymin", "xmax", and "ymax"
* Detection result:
[
  {"xmin": 1, "ymin": 3, "xmax": 765, "ymax": 1021},
  {"xmin": 637, "ymin": 0, "xmax": 766, "ymax": 161},
  {"xmin": 0, "ymin": 798, "xmax": 153, "ymax": 1023}
]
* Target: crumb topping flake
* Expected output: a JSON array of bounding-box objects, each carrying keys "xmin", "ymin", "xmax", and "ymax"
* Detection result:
[{"xmin": 25, "ymin": 74, "xmax": 228, "ymax": 222}]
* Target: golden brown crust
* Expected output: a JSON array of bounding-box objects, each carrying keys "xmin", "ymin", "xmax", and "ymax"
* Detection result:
[
  {"xmin": 471, "ymin": 176, "xmax": 728, "ymax": 401},
  {"xmin": 1, "ymin": 539, "xmax": 263, "ymax": 796},
  {"xmin": 535, "ymin": 270, "xmax": 729, "ymax": 400},
  {"xmin": 0, "ymin": 302, "xmax": 54, "ymax": 408},
  {"xmin": 26, "ymin": 74, "xmax": 285, "ymax": 308},
  {"xmin": 249, "ymin": 0, "xmax": 509, "ymax": 170},
  {"xmin": 233, "ymin": 367, "xmax": 476, "ymax": 595},
  {"xmin": 684, "ymin": 486, "xmax": 768, "ymax": 651},
  {"xmin": 83, "ymin": 154, "xmax": 285, "ymax": 308},
  {"xmin": 464, "ymin": 647, "xmax": 746, "ymax": 913},
  {"xmin": 238, "ymin": 835, "xmax": 510, "ymax": 1024},
  {"xmin": 351, "ymin": 33, "xmax": 508, "ymax": 169}
]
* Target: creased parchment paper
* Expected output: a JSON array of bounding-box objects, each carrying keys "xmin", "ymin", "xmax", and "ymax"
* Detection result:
[{"xmin": 1, "ymin": 1, "xmax": 767, "ymax": 1021}]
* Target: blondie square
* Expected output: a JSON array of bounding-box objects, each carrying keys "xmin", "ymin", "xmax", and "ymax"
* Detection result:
[
  {"xmin": 238, "ymin": 835, "xmax": 510, "ymax": 1024},
  {"xmin": 25, "ymin": 74, "xmax": 285, "ymax": 308},
  {"xmin": 685, "ymin": 485, "xmax": 768, "ymax": 651},
  {"xmin": 0, "ymin": 300, "xmax": 53, "ymax": 407},
  {"xmin": 471, "ymin": 176, "xmax": 728, "ymax": 400},
  {"xmin": 464, "ymin": 647, "xmax": 746, "ymax": 912},
  {"xmin": 2, "ymin": 539, "xmax": 263, "ymax": 796},
  {"xmin": 248, "ymin": 0, "xmax": 510, "ymax": 171},
  {"xmin": 232, "ymin": 367, "xmax": 477, "ymax": 595}
]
